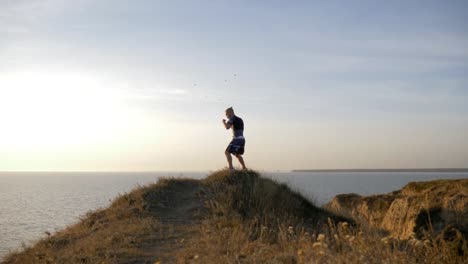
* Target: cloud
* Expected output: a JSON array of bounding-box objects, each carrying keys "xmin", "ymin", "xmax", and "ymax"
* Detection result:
[
  {"xmin": 0, "ymin": 0, "xmax": 71, "ymax": 37},
  {"xmin": 160, "ymin": 89, "xmax": 187, "ymax": 95},
  {"xmin": 285, "ymin": 31, "xmax": 468, "ymax": 78}
]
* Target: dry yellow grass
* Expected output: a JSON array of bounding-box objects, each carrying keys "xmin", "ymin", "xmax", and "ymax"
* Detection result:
[
  {"xmin": 2, "ymin": 178, "xmax": 202, "ymax": 264},
  {"xmin": 176, "ymin": 170, "xmax": 467, "ymax": 263},
  {"xmin": 2, "ymin": 169, "xmax": 467, "ymax": 264}
]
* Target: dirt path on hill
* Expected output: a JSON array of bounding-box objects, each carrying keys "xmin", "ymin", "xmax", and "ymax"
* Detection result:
[{"xmin": 129, "ymin": 180, "xmax": 206, "ymax": 264}]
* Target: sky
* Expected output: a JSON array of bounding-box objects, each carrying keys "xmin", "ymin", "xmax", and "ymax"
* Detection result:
[{"xmin": 1, "ymin": 0, "xmax": 467, "ymax": 171}]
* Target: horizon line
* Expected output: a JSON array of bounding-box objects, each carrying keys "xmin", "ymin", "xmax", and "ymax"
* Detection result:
[
  {"xmin": 292, "ymin": 168, "xmax": 468, "ymax": 172},
  {"xmin": 1, "ymin": 168, "xmax": 468, "ymax": 173}
]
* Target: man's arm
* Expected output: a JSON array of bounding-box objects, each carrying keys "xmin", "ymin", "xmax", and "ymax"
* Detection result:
[{"xmin": 222, "ymin": 119, "xmax": 232, "ymax": 129}]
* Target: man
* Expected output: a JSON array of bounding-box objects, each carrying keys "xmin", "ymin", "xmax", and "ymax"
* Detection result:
[{"xmin": 222, "ymin": 107, "xmax": 247, "ymax": 170}]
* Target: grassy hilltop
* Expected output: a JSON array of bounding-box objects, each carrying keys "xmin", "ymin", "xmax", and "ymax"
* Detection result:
[{"xmin": 3, "ymin": 170, "xmax": 467, "ymax": 264}]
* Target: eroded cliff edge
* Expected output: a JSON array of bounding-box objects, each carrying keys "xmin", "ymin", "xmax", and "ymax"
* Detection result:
[{"xmin": 326, "ymin": 179, "xmax": 468, "ymax": 240}]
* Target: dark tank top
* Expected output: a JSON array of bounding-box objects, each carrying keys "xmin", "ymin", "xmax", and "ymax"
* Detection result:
[{"xmin": 228, "ymin": 115, "xmax": 244, "ymax": 138}]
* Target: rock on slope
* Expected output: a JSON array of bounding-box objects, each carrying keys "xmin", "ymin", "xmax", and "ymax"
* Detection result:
[{"xmin": 326, "ymin": 179, "xmax": 467, "ymax": 240}]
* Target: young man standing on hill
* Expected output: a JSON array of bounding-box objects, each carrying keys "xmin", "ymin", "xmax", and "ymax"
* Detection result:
[{"xmin": 222, "ymin": 107, "xmax": 247, "ymax": 171}]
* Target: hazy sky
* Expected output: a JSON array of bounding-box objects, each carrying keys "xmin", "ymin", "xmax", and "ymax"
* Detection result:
[{"xmin": 1, "ymin": 0, "xmax": 467, "ymax": 171}]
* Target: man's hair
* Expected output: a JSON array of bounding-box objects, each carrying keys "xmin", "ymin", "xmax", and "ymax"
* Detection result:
[{"xmin": 225, "ymin": 106, "xmax": 234, "ymax": 113}]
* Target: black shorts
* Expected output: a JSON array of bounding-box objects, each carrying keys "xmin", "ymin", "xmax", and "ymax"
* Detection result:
[{"xmin": 226, "ymin": 137, "xmax": 245, "ymax": 155}]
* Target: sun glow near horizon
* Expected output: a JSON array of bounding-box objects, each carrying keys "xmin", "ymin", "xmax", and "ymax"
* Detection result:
[
  {"xmin": 0, "ymin": 71, "xmax": 226, "ymax": 171},
  {"xmin": 0, "ymin": 71, "xmax": 147, "ymax": 151}
]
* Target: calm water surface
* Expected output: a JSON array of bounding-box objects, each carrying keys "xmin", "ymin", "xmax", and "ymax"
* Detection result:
[{"xmin": 1, "ymin": 171, "xmax": 467, "ymax": 259}]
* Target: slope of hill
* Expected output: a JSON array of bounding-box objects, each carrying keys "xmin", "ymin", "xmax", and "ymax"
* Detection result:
[{"xmin": 3, "ymin": 170, "xmax": 466, "ymax": 263}]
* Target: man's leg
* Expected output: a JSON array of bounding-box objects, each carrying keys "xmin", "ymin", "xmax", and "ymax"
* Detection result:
[
  {"xmin": 225, "ymin": 149, "xmax": 234, "ymax": 170},
  {"xmin": 235, "ymin": 154, "xmax": 247, "ymax": 170}
]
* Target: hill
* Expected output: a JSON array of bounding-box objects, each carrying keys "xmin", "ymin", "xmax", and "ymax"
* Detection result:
[{"xmin": 2, "ymin": 170, "xmax": 467, "ymax": 263}]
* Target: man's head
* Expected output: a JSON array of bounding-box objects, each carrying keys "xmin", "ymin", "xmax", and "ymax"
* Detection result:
[{"xmin": 225, "ymin": 107, "xmax": 234, "ymax": 118}]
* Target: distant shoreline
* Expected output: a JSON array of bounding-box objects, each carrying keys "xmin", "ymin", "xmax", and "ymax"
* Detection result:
[{"xmin": 292, "ymin": 168, "xmax": 468, "ymax": 173}]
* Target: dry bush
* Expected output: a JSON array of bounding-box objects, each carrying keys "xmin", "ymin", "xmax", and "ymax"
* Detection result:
[{"xmin": 177, "ymin": 213, "xmax": 466, "ymax": 263}]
